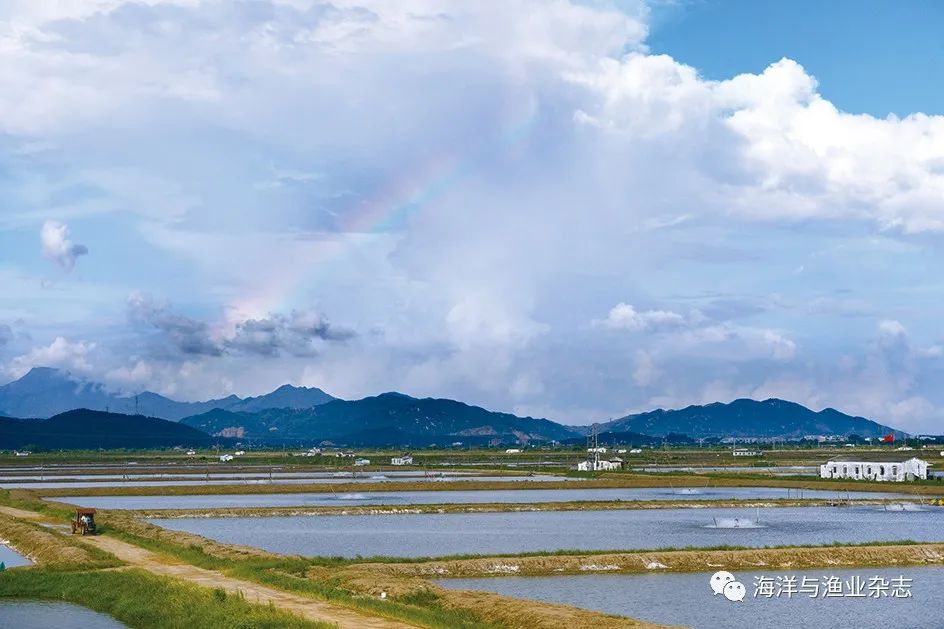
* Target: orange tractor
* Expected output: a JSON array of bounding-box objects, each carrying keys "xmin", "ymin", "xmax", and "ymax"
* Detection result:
[{"xmin": 71, "ymin": 508, "xmax": 97, "ymax": 535}]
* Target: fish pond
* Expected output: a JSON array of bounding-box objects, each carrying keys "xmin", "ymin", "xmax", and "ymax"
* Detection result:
[
  {"xmin": 150, "ymin": 505, "xmax": 944, "ymax": 558},
  {"xmin": 0, "ymin": 601, "xmax": 126, "ymax": 628},
  {"xmin": 59, "ymin": 486, "xmax": 913, "ymax": 510},
  {"xmin": 3, "ymin": 473, "xmax": 571, "ymax": 490},
  {"xmin": 438, "ymin": 566, "xmax": 940, "ymax": 629}
]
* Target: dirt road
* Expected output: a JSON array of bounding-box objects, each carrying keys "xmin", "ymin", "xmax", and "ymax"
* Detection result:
[
  {"xmin": 0, "ymin": 505, "xmax": 45, "ymax": 520},
  {"xmin": 72, "ymin": 534, "xmax": 414, "ymax": 629}
]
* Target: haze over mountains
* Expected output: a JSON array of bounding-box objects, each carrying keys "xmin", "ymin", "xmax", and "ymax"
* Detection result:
[
  {"xmin": 0, "ymin": 368, "xmax": 907, "ymax": 449},
  {"xmin": 0, "ymin": 367, "xmax": 334, "ymax": 420}
]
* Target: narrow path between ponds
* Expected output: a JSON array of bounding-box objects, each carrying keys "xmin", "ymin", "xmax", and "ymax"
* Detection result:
[
  {"xmin": 0, "ymin": 505, "xmax": 45, "ymax": 520},
  {"xmin": 75, "ymin": 535, "xmax": 417, "ymax": 629}
]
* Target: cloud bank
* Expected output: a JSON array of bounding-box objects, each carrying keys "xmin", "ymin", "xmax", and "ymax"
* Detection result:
[{"xmin": 1, "ymin": 1, "xmax": 943, "ymax": 432}]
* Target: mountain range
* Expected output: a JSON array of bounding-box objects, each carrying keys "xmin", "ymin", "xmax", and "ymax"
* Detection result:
[
  {"xmin": 0, "ymin": 368, "xmax": 907, "ymax": 447},
  {"xmin": 179, "ymin": 392, "xmax": 576, "ymax": 446},
  {"xmin": 599, "ymin": 398, "xmax": 902, "ymax": 440},
  {"xmin": 0, "ymin": 367, "xmax": 334, "ymax": 420}
]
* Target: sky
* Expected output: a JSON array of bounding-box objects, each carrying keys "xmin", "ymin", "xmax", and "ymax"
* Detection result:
[{"xmin": 1, "ymin": 1, "xmax": 944, "ymax": 433}]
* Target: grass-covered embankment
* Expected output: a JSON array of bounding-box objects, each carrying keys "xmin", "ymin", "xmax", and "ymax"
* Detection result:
[
  {"xmin": 0, "ymin": 512, "xmax": 118, "ymax": 568},
  {"xmin": 0, "ymin": 568, "xmax": 328, "ymax": 628},
  {"xmin": 121, "ymin": 496, "xmax": 931, "ymax": 520},
  {"xmin": 344, "ymin": 541, "xmax": 944, "ymax": 579}
]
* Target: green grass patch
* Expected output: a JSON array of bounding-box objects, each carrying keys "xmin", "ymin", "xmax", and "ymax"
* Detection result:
[
  {"xmin": 102, "ymin": 524, "xmax": 496, "ymax": 628},
  {"xmin": 0, "ymin": 568, "xmax": 329, "ymax": 629}
]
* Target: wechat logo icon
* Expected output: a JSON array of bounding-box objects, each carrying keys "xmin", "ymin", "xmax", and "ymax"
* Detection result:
[{"xmin": 710, "ymin": 571, "xmax": 746, "ymax": 602}]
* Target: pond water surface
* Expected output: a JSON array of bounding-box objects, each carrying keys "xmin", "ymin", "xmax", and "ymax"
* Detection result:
[
  {"xmin": 439, "ymin": 566, "xmax": 941, "ymax": 629},
  {"xmin": 150, "ymin": 505, "xmax": 944, "ymax": 558},
  {"xmin": 3, "ymin": 473, "xmax": 571, "ymax": 490},
  {"xmin": 60, "ymin": 486, "xmax": 912, "ymax": 511},
  {"xmin": 0, "ymin": 601, "xmax": 126, "ymax": 628},
  {"xmin": 0, "ymin": 544, "xmax": 31, "ymax": 568}
]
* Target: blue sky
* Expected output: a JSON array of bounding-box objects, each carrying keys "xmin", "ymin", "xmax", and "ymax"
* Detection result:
[
  {"xmin": 1, "ymin": 0, "xmax": 944, "ymax": 433},
  {"xmin": 648, "ymin": 0, "xmax": 944, "ymax": 117}
]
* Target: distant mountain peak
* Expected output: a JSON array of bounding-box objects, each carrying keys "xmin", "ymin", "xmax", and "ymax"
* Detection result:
[
  {"xmin": 376, "ymin": 391, "xmax": 412, "ymax": 399},
  {"xmin": 17, "ymin": 366, "xmax": 73, "ymax": 383},
  {"xmin": 602, "ymin": 398, "xmax": 903, "ymax": 439},
  {"xmin": 0, "ymin": 369, "xmax": 335, "ymax": 420},
  {"xmin": 22, "ymin": 366, "xmax": 60, "ymax": 376}
]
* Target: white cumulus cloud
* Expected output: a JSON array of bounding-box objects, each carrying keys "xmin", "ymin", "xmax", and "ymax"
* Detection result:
[
  {"xmin": 40, "ymin": 220, "xmax": 88, "ymax": 271},
  {"xmin": 596, "ymin": 303, "xmax": 688, "ymax": 332}
]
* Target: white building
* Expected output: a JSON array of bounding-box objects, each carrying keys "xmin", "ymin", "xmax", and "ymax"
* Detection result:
[
  {"xmin": 505, "ymin": 448, "xmax": 522, "ymax": 454},
  {"xmin": 354, "ymin": 458, "xmax": 370, "ymax": 466},
  {"xmin": 820, "ymin": 457, "xmax": 929, "ymax": 482},
  {"xmin": 733, "ymin": 449, "xmax": 762, "ymax": 457},
  {"xmin": 576, "ymin": 458, "xmax": 621, "ymax": 472},
  {"xmin": 219, "ymin": 454, "xmax": 234, "ymax": 462},
  {"xmin": 575, "ymin": 448, "xmax": 622, "ymax": 471},
  {"xmin": 391, "ymin": 455, "xmax": 413, "ymax": 466},
  {"xmin": 587, "ymin": 447, "xmax": 607, "ymax": 454}
]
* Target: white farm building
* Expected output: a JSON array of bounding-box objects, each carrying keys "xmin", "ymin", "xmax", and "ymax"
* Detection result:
[
  {"xmin": 576, "ymin": 458, "xmax": 621, "ymax": 472},
  {"xmin": 576, "ymin": 449, "xmax": 623, "ymax": 471},
  {"xmin": 732, "ymin": 448, "xmax": 762, "ymax": 457},
  {"xmin": 391, "ymin": 455, "xmax": 413, "ymax": 466},
  {"xmin": 820, "ymin": 457, "xmax": 928, "ymax": 482}
]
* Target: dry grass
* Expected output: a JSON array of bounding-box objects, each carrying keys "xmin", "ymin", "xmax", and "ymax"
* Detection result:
[
  {"xmin": 0, "ymin": 512, "xmax": 116, "ymax": 567},
  {"xmin": 433, "ymin": 588, "xmax": 668, "ymax": 628},
  {"xmin": 103, "ymin": 511, "xmax": 280, "ymax": 563},
  {"xmin": 322, "ymin": 565, "xmax": 668, "ymax": 629},
  {"xmin": 357, "ymin": 542, "xmax": 944, "ymax": 579},
  {"xmin": 124, "ymin": 497, "xmax": 919, "ymax": 520}
]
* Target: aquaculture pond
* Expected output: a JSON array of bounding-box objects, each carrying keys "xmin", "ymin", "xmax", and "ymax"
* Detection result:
[
  {"xmin": 59, "ymin": 486, "xmax": 913, "ymax": 511},
  {"xmin": 150, "ymin": 505, "xmax": 944, "ymax": 558},
  {"xmin": 0, "ymin": 601, "xmax": 127, "ymax": 628},
  {"xmin": 439, "ymin": 566, "xmax": 941, "ymax": 629}
]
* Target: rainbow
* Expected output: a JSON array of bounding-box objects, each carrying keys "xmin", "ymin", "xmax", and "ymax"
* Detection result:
[{"xmin": 232, "ymin": 107, "xmax": 541, "ymax": 318}]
